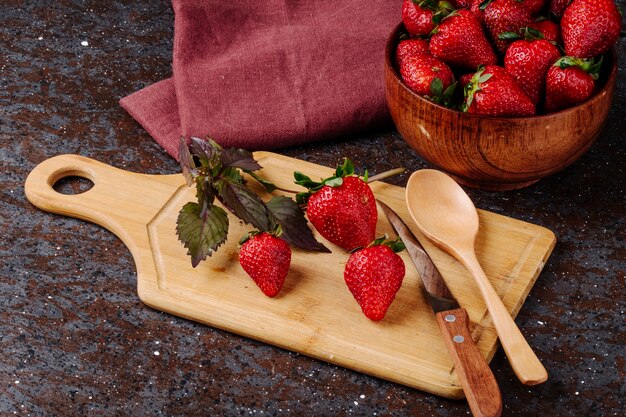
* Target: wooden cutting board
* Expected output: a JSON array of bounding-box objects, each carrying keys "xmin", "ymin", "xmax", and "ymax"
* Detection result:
[{"xmin": 24, "ymin": 152, "xmax": 556, "ymax": 399}]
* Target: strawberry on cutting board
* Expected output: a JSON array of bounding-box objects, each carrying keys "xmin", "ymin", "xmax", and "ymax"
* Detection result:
[
  {"xmin": 294, "ymin": 158, "xmax": 377, "ymax": 251},
  {"xmin": 430, "ymin": 10, "xmax": 498, "ymax": 70},
  {"xmin": 561, "ymin": 0, "xmax": 622, "ymax": 59},
  {"xmin": 504, "ymin": 35, "xmax": 561, "ymax": 104},
  {"xmin": 239, "ymin": 231, "xmax": 292, "ymax": 297},
  {"xmin": 545, "ymin": 56, "xmax": 601, "ymax": 112},
  {"xmin": 344, "ymin": 238, "xmax": 406, "ymax": 321},
  {"xmin": 463, "ymin": 66, "xmax": 537, "ymax": 116}
]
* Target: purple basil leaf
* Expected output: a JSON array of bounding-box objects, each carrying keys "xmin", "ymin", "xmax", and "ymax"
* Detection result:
[
  {"xmin": 246, "ymin": 171, "xmax": 276, "ymax": 193},
  {"xmin": 176, "ymin": 202, "xmax": 229, "ymax": 267},
  {"xmin": 189, "ymin": 137, "xmax": 220, "ymax": 166},
  {"xmin": 266, "ymin": 196, "xmax": 330, "ymax": 253},
  {"xmin": 220, "ymin": 148, "xmax": 262, "ymax": 171},
  {"xmin": 179, "ymin": 137, "xmax": 197, "ymax": 186},
  {"xmin": 215, "ymin": 176, "xmax": 270, "ymax": 231}
]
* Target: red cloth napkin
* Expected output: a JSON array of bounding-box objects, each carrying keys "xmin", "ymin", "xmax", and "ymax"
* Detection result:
[{"xmin": 120, "ymin": 0, "xmax": 398, "ymax": 159}]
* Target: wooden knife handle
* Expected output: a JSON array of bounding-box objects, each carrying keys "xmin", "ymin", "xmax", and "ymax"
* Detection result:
[{"xmin": 436, "ymin": 308, "xmax": 502, "ymax": 417}]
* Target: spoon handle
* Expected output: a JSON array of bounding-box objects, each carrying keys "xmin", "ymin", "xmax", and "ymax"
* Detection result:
[{"xmin": 461, "ymin": 251, "xmax": 548, "ymax": 386}]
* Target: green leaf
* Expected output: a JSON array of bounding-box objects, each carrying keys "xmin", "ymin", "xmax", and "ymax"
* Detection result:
[
  {"xmin": 588, "ymin": 56, "xmax": 603, "ymax": 79},
  {"xmin": 220, "ymin": 148, "xmax": 262, "ymax": 171},
  {"xmin": 369, "ymin": 236, "xmax": 406, "ymax": 253},
  {"xmin": 430, "ymin": 77, "xmax": 444, "ymax": 97},
  {"xmin": 443, "ymin": 82, "xmax": 457, "ymax": 101},
  {"xmin": 266, "ymin": 196, "xmax": 330, "ymax": 252},
  {"xmin": 389, "ymin": 239, "xmax": 406, "ymax": 253},
  {"xmin": 479, "ymin": 0, "xmax": 494, "ymax": 10},
  {"xmin": 498, "ymin": 31, "xmax": 521, "ymax": 41},
  {"xmin": 246, "ymin": 170, "xmax": 277, "ymax": 193},
  {"xmin": 324, "ymin": 177, "xmax": 343, "ymax": 187},
  {"xmin": 179, "ymin": 137, "xmax": 197, "ymax": 186},
  {"xmin": 524, "ymin": 27, "xmax": 544, "ymax": 41},
  {"xmin": 343, "ymin": 158, "xmax": 355, "ymax": 176},
  {"xmin": 296, "ymin": 192, "xmax": 310, "ymax": 205},
  {"xmin": 220, "ymin": 166, "xmax": 243, "ymax": 184},
  {"xmin": 215, "ymin": 176, "xmax": 271, "ymax": 231},
  {"xmin": 478, "ymin": 73, "xmax": 493, "ymax": 84},
  {"xmin": 176, "ymin": 202, "xmax": 229, "ymax": 267},
  {"xmin": 294, "ymin": 171, "xmax": 323, "ymax": 189}
]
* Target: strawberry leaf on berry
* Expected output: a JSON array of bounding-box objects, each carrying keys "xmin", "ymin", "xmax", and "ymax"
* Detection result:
[
  {"xmin": 294, "ymin": 158, "xmax": 360, "ymax": 204},
  {"xmin": 368, "ymin": 236, "xmax": 406, "ymax": 253},
  {"xmin": 554, "ymin": 56, "xmax": 603, "ymax": 80}
]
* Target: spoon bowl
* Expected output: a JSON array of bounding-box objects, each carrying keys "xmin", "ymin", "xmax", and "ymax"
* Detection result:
[
  {"xmin": 405, "ymin": 170, "xmax": 479, "ymax": 254},
  {"xmin": 405, "ymin": 169, "xmax": 548, "ymax": 386}
]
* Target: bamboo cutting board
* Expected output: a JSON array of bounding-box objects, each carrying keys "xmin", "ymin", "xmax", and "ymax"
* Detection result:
[{"xmin": 24, "ymin": 153, "xmax": 556, "ymax": 399}]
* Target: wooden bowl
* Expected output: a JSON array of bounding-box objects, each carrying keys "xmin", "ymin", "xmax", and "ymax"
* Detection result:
[{"xmin": 385, "ymin": 23, "xmax": 617, "ymax": 191}]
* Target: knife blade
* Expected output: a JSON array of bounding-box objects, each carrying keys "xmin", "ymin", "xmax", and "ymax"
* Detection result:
[{"xmin": 377, "ymin": 200, "xmax": 502, "ymax": 417}]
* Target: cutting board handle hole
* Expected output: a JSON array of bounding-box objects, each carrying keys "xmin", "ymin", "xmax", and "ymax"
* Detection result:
[{"xmin": 52, "ymin": 174, "xmax": 94, "ymax": 195}]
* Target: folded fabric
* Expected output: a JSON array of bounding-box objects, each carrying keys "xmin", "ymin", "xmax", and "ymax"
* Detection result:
[{"xmin": 120, "ymin": 0, "xmax": 398, "ymax": 160}]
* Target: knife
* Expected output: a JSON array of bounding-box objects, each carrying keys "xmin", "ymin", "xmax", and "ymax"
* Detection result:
[{"xmin": 378, "ymin": 200, "xmax": 502, "ymax": 417}]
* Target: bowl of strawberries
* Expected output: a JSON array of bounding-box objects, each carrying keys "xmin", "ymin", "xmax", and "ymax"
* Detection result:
[{"xmin": 385, "ymin": 0, "xmax": 619, "ymax": 190}]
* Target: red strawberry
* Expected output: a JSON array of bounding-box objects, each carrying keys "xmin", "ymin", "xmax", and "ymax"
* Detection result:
[
  {"xmin": 484, "ymin": 0, "xmax": 534, "ymax": 53},
  {"xmin": 545, "ymin": 56, "xmax": 600, "ymax": 112},
  {"xmin": 402, "ymin": 0, "xmax": 436, "ymax": 36},
  {"xmin": 344, "ymin": 239, "xmax": 406, "ymax": 321},
  {"xmin": 460, "ymin": 73, "xmax": 474, "ymax": 88},
  {"xmin": 452, "ymin": 0, "xmax": 473, "ymax": 7},
  {"xmin": 239, "ymin": 232, "xmax": 291, "ymax": 297},
  {"xmin": 396, "ymin": 38, "xmax": 430, "ymax": 66},
  {"xmin": 295, "ymin": 159, "xmax": 376, "ymax": 251},
  {"xmin": 504, "ymin": 38, "xmax": 561, "ymax": 103},
  {"xmin": 520, "ymin": 0, "xmax": 546, "ymax": 14},
  {"xmin": 430, "ymin": 10, "xmax": 498, "ymax": 70},
  {"xmin": 549, "ymin": 0, "xmax": 572, "ymax": 17},
  {"xmin": 528, "ymin": 19, "xmax": 562, "ymax": 44},
  {"xmin": 469, "ymin": 0, "xmax": 486, "ymax": 24},
  {"xmin": 561, "ymin": 0, "xmax": 622, "ymax": 59},
  {"xmin": 463, "ymin": 66, "xmax": 537, "ymax": 116},
  {"xmin": 400, "ymin": 54, "xmax": 456, "ymax": 98}
]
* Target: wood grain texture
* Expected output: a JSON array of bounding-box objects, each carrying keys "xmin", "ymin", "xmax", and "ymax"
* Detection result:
[
  {"xmin": 24, "ymin": 152, "xmax": 556, "ymax": 399},
  {"xmin": 436, "ymin": 308, "xmax": 502, "ymax": 417},
  {"xmin": 385, "ymin": 23, "xmax": 617, "ymax": 191}
]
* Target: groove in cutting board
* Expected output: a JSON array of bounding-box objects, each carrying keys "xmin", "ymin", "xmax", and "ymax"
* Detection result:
[{"xmin": 24, "ymin": 152, "xmax": 556, "ymax": 399}]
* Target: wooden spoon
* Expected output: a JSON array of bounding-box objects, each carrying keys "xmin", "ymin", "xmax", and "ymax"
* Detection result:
[{"xmin": 405, "ymin": 169, "xmax": 548, "ymax": 386}]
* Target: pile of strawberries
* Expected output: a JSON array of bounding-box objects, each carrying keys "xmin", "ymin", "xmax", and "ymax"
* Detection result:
[{"xmin": 397, "ymin": 0, "xmax": 621, "ymax": 115}]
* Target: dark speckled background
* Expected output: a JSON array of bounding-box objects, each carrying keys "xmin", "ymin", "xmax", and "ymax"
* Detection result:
[{"xmin": 1, "ymin": 1, "xmax": 624, "ymax": 416}]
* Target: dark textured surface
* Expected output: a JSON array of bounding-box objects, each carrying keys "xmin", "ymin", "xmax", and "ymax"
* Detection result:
[{"xmin": 1, "ymin": 1, "xmax": 624, "ymax": 416}]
